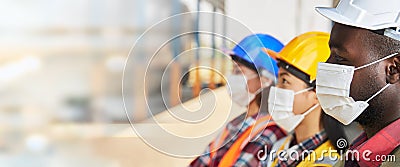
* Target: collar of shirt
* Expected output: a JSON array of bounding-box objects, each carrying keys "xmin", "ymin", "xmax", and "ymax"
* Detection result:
[
  {"xmin": 277, "ymin": 130, "xmax": 327, "ymax": 167},
  {"xmin": 237, "ymin": 123, "xmax": 285, "ymax": 167},
  {"xmin": 189, "ymin": 112, "xmax": 273, "ymax": 167},
  {"xmin": 226, "ymin": 112, "xmax": 261, "ymax": 138},
  {"xmin": 347, "ymin": 118, "xmax": 400, "ymax": 167}
]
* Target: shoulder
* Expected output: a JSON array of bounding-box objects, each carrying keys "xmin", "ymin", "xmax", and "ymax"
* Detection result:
[
  {"xmin": 229, "ymin": 112, "xmax": 248, "ymax": 126},
  {"xmin": 256, "ymin": 124, "xmax": 286, "ymax": 143}
]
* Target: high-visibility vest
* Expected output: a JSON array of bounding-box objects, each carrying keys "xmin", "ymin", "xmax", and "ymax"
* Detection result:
[
  {"xmin": 270, "ymin": 139, "xmax": 340, "ymax": 167},
  {"xmin": 216, "ymin": 115, "xmax": 276, "ymax": 167},
  {"xmin": 297, "ymin": 141, "xmax": 340, "ymax": 167}
]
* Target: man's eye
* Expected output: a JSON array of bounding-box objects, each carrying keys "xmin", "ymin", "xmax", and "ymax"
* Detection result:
[
  {"xmin": 282, "ymin": 78, "xmax": 289, "ymax": 84},
  {"xmin": 333, "ymin": 54, "xmax": 346, "ymax": 63}
]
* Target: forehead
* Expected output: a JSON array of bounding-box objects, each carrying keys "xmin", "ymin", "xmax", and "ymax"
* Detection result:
[
  {"xmin": 277, "ymin": 67, "xmax": 307, "ymax": 86},
  {"xmin": 329, "ymin": 23, "xmax": 373, "ymax": 63},
  {"xmin": 330, "ymin": 24, "xmax": 363, "ymax": 52},
  {"xmin": 278, "ymin": 67, "xmax": 294, "ymax": 78}
]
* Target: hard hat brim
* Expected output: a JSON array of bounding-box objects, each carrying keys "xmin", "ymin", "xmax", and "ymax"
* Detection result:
[
  {"xmin": 262, "ymin": 48, "xmax": 280, "ymax": 60},
  {"xmin": 315, "ymin": 7, "xmax": 386, "ymax": 30},
  {"xmin": 262, "ymin": 48, "xmax": 292, "ymax": 67}
]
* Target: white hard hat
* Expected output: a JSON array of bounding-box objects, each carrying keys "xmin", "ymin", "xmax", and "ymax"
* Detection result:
[{"xmin": 316, "ymin": 0, "xmax": 400, "ymax": 40}]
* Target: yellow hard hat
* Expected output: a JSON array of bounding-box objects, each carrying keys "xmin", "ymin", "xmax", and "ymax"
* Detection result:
[{"xmin": 264, "ymin": 31, "xmax": 330, "ymax": 85}]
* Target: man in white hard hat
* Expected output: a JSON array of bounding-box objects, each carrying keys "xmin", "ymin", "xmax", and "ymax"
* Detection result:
[{"xmin": 315, "ymin": 0, "xmax": 400, "ymax": 166}]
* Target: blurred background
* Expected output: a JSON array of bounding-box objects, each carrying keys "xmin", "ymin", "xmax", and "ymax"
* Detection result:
[{"xmin": 0, "ymin": 0, "xmax": 350, "ymax": 166}]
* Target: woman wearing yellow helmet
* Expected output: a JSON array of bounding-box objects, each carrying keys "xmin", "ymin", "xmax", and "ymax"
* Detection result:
[{"xmin": 262, "ymin": 32, "xmax": 347, "ymax": 167}]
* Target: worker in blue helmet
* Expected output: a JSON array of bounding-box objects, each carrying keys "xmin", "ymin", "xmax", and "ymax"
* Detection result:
[
  {"xmin": 230, "ymin": 33, "xmax": 281, "ymax": 80},
  {"xmin": 226, "ymin": 33, "xmax": 282, "ymax": 112},
  {"xmin": 190, "ymin": 34, "xmax": 286, "ymax": 167}
]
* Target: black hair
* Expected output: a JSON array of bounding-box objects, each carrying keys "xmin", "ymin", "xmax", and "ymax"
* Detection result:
[
  {"xmin": 231, "ymin": 54, "xmax": 258, "ymax": 72},
  {"xmin": 366, "ymin": 28, "xmax": 400, "ymax": 58}
]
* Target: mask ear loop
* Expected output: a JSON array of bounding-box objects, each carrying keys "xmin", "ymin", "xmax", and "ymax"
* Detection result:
[
  {"xmin": 301, "ymin": 104, "xmax": 320, "ymax": 116},
  {"xmin": 243, "ymin": 73, "xmax": 261, "ymax": 94},
  {"xmin": 294, "ymin": 87, "xmax": 314, "ymax": 95},
  {"xmin": 365, "ymin": 84, "xmax": 391, "ymax": 103},
  {"xmin": 353, "ymin": 53, "xmax": 397, "ymax": 103},
  {"xmin": 355, "ymin": 53, "xmax": 399, "ymax": 71},
  {"xmin": 253, "ymin": 87, "xmax": 264, "ymax": 95},
  {"xmin": 253, "ymin": 81, "xmax": 272, "ymax": 95},
  {"xmin": 247, "ymin": 73, "xmax": 270, "ymax": 95}
]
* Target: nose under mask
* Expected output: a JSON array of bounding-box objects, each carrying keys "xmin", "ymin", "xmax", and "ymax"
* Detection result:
[
  {"xmin": 268, "ymin": 86, "xmax": 318, "ymax": 132},
  {"xmin": 226, "ymin": 74, "xmax": 265, "ymax": 107},
  {"xmin": 316, "ymin": 53, "xmax": 398, "ymax": 125}
]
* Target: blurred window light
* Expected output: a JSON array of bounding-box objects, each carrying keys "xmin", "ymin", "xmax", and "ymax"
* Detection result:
[
  {"xmin": 25, "ymin": 134, "xmax": 49, "ymax": 153},
  {"xmin": 105, "ymin": 55, "xmax": 125, "ymax": 72},
  {"xmin": 0, "ymin": 56, "xmax": 41, "ymax": 83}
]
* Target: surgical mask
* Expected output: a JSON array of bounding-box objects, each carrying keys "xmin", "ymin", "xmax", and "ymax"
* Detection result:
[
  {"xmin": 316, "ymin": 53, "xmax": 398, "ymax": 125},
  {"xmin": 268, "ymin": 86, "xmax": 318, "ymax": 132},
  {"xmin": 226, "ymin": 74, "xmax": 263, "ymax": 107}
]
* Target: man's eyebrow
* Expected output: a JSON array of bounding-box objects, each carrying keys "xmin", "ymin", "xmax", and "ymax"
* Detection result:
[
  {"xmin": 279, "ymin": 72, "xmax": 289, "ymax": 77},
  {"xmin": 329, "ymin": 40, "xmax": 340, "ymax": 49},
  {"xmin": 329, "ymin": 41, "xmax": 349, "ymax": 54}
]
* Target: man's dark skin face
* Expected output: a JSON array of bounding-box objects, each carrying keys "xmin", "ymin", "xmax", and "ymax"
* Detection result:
[{"xmin": 327, "ymin": 23, "xmax": 400, "ymax": 138}]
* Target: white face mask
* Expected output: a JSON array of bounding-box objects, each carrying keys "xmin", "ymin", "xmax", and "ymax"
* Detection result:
[
  {"xmin": 268, "ymin": 86, "xmax": 319, "ymax": 132},
  {"xmin": 316, "ymin": 53, "xmax": 398, "ymax": 125},
  {"xmin": 226, "ymin": 74, "xmax": 263, "ymax": 107}
]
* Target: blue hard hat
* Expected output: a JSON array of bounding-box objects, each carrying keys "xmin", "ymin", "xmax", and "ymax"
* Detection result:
[{"xmin": 230, "ymin": 34, "xmax": 283, "ymax": 79}]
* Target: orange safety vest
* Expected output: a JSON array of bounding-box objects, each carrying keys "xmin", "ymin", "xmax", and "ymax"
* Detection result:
[
  {"xmin": 270, "ymin": 136, "xmax": 293, "ymax": 167},
  {"xmin": 212, "ymin": 115, "xmax": 276, "ymax": 167}
]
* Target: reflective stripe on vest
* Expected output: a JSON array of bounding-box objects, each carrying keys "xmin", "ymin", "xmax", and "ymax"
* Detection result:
[
  {"xmin": 297, "ymin": 141, "xmax": 340, "ymax": 167},
  {"xmin": 270, "ymin": 140, "xmax": 340, "ymax": 167}
]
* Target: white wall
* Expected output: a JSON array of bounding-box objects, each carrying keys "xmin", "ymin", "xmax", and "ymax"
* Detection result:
[{"xmin": 225, "ymin": 0, "xmax": 333, "ymax": 43}]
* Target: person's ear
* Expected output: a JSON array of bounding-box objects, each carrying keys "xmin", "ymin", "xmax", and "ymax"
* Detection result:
[
  {"xmin": 386, "ymin": 56, "xmax": 400, "ymax": 84},
  {"xmin": 307, "ymin": 88, "xmax": 319, "ymax": 104}
]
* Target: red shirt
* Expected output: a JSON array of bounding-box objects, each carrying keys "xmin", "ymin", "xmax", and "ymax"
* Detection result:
[{"xmin": 345, "ymin": 118, "xmax": 400, "ymax": 167}]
